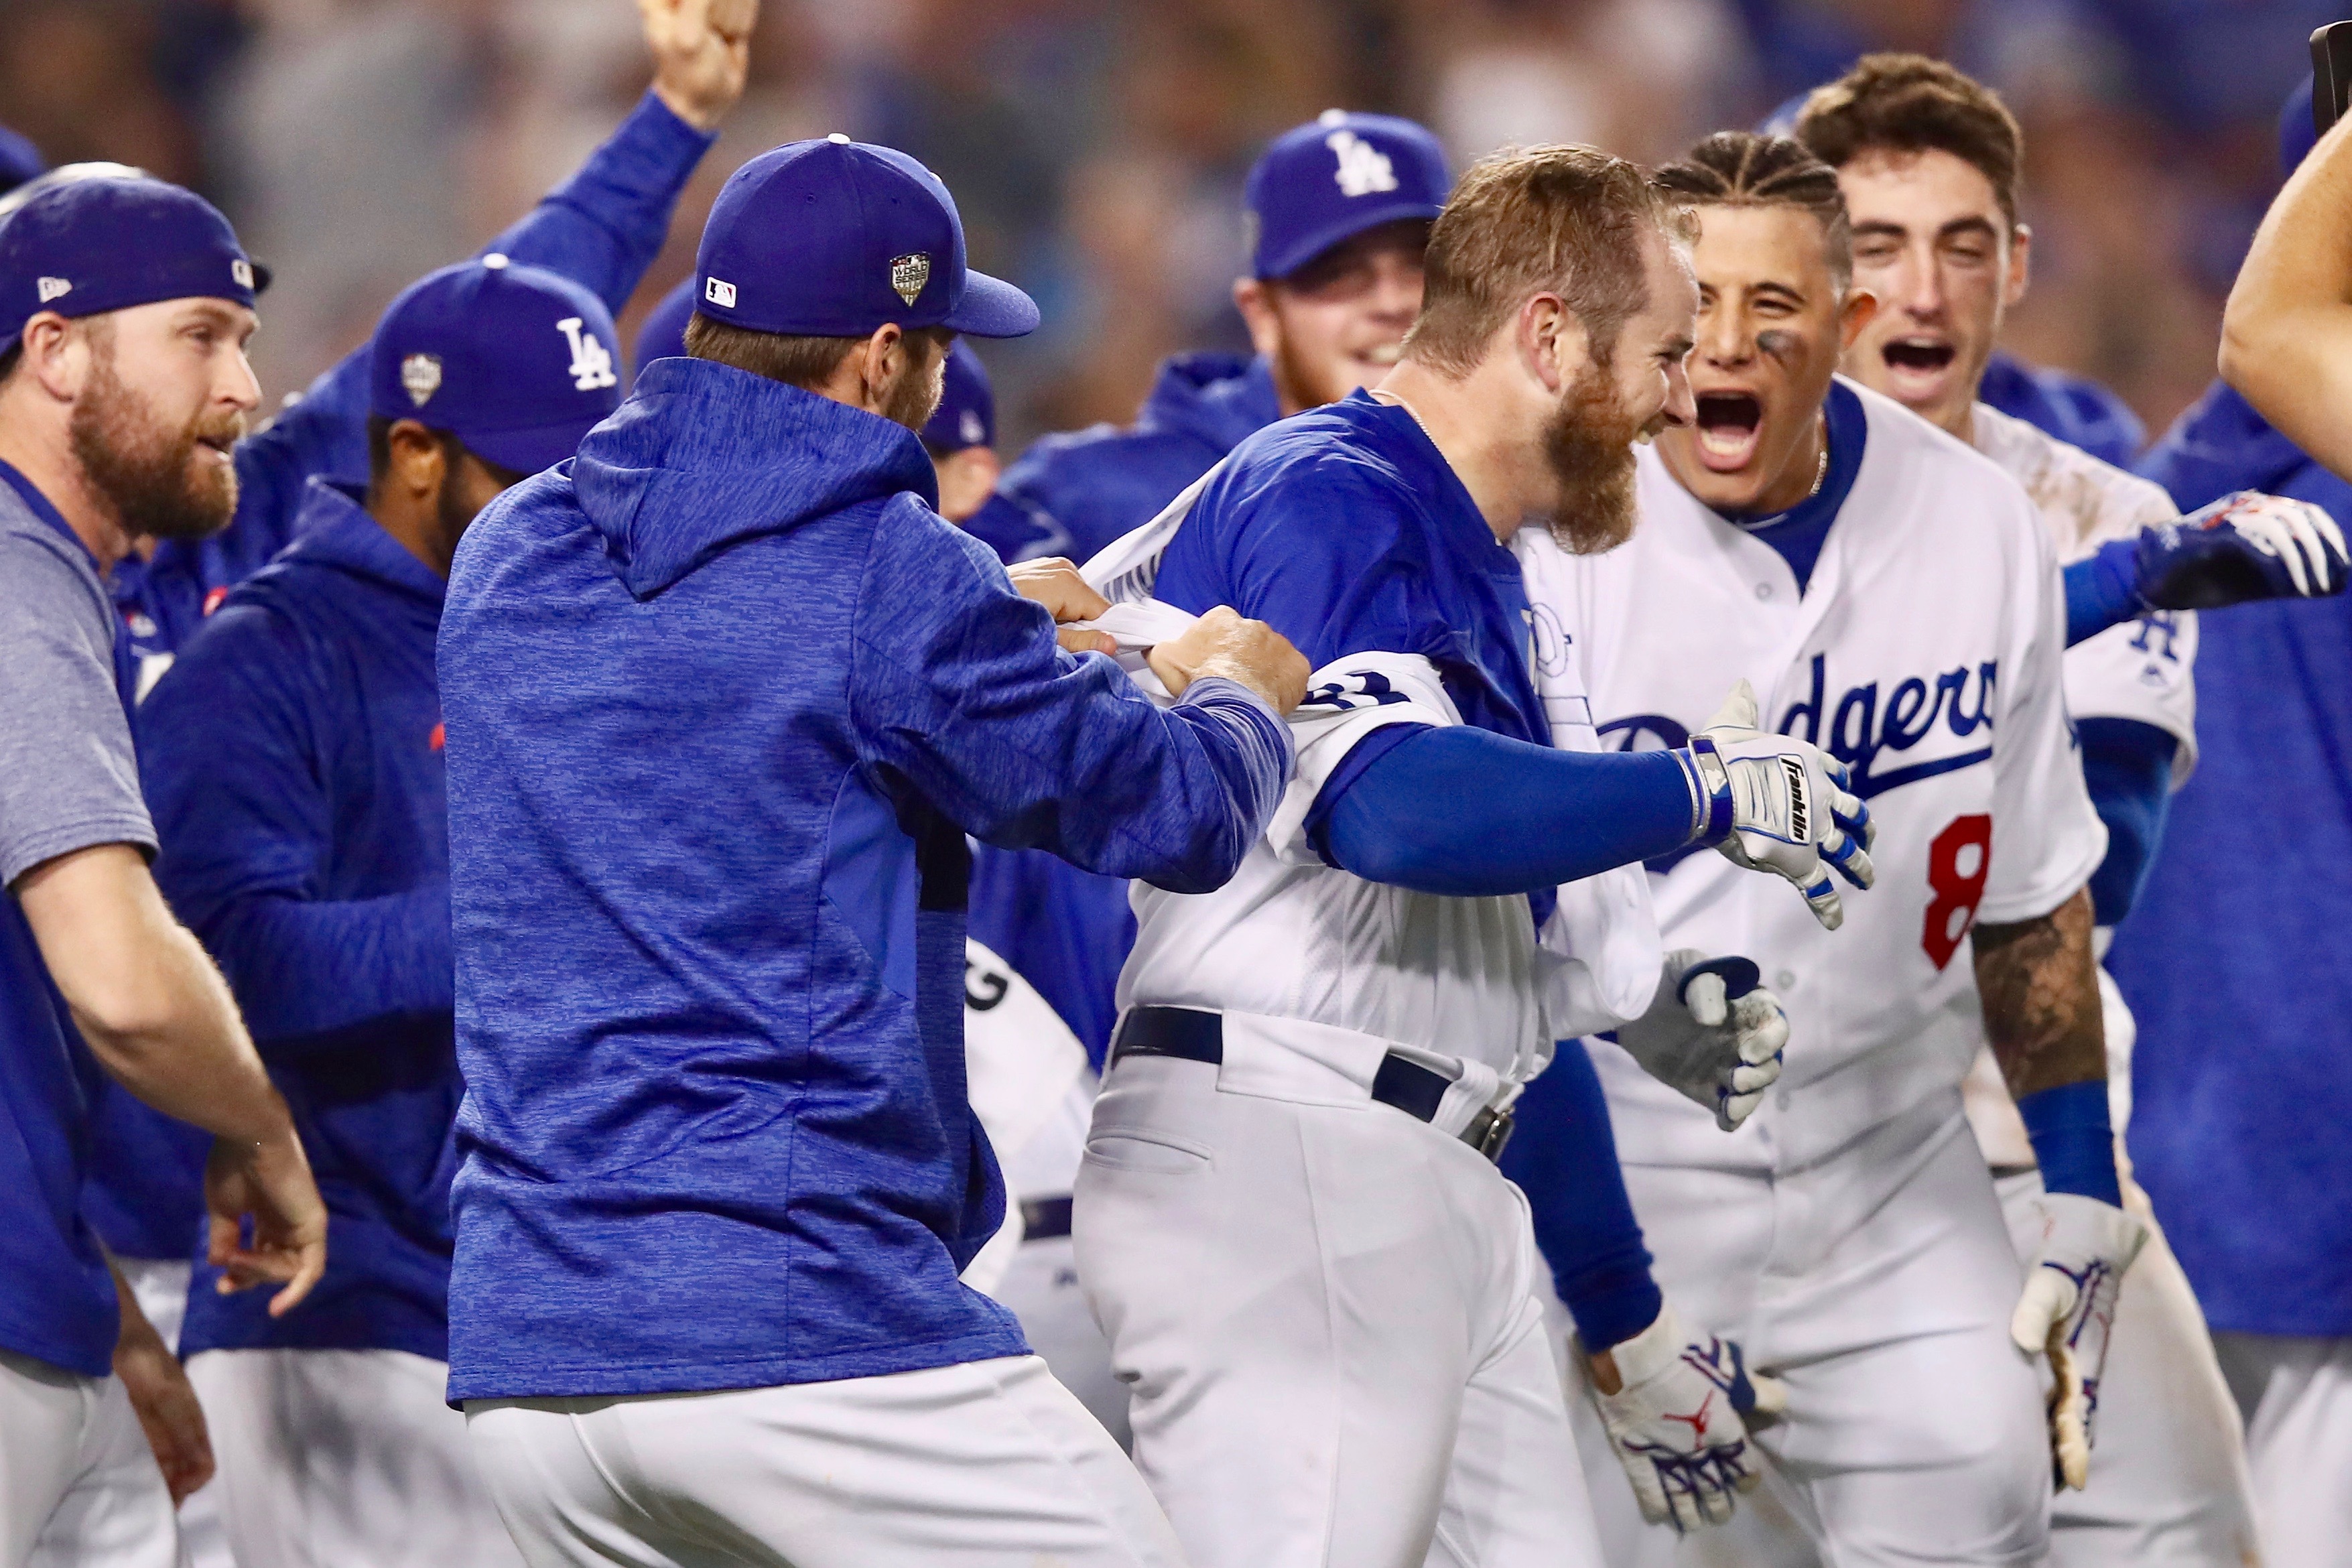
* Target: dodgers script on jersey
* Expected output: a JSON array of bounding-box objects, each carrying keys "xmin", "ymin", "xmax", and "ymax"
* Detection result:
[
  {"xmin": 1549, "ymin": 380, "xmax": 2106, "ymax": 1171},
  {"xmin": 1973, "ymin": 401, "xmax": 2197, "ymax": 776}
]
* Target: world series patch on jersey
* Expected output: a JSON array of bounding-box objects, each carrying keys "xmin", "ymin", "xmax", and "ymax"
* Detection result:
[{"xmin": 1541, "ymin": 380, "xmax": 2108, "ymax": 1172}]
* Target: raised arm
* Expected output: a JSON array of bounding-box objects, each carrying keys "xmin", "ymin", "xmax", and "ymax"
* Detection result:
[{"xmin": 2221, "ymin": 107, "xmax": 2352, "ymax": 478}]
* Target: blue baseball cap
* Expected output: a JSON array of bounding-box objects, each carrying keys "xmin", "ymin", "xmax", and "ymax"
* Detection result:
[
  {"xmin": 696, "ymin": 135, "xmax": 1039, "ymax": 340},
  {"xmin": 0, "ymin": 175, "xmax": 263, "ymax": 350},
  {"xmin": 921, "ymin": 340, "xmax": 994, "ymax": 454},
  {"xmin": 1246, "ymin": 110, "xmax": 1449, "ymax": 281},
  {"xmin": 633, "ymin": 275, "xmax": 696, "ymax": 381},
  {"xmin": 368, "ymin": 254, "xmax": 623, "ymax": 476},
  {"xmin": 0, "ymin": 126, "xmax": 45, "ymax": 195}
]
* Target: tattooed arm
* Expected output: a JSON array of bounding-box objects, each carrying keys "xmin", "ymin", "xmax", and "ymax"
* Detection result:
[{"xmin": 1971, "ymin": 885, "xmax": 2103, "ymax": 1099}]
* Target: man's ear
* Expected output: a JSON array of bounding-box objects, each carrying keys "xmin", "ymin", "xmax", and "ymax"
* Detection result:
[
  {"xmin": 384, "ymin": 419, "xmax": 449, "ymax": 499},
  {"xmin": 2004, "ymin": 222, "xmax": 2032, "ymax": 312},
  {"xmin": 1839, "ymin": 287, "xmax": 1880, "ymax": 352},
  {"xmin": 1233, "ymin": 277, "xmax": 1282, "ymax": 358},
  {"xmin": 856, "ymin": 324, "xmax": 906, "ymax": 415},
  {"xmin": 1521, "ymin": 293, "xmax": 1589, "ymax": 396},
  {"xmin": 17, "ymin": 313, "xmax": 87, "ymax": 403}
]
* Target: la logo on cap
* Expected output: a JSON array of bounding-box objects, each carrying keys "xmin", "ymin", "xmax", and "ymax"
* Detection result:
[
  {"xmin": 889, "ymin": 253, "xmax": 929, "ymax": 307},
  {"xmin": 1326, "ymin": 129, "xmax": 1398, "ymax": 198},
  {"xmin": 401, "ymin": 353, "xmax": 443, "ymax": 407}
]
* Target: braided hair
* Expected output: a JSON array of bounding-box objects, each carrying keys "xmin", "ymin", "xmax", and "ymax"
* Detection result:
[{"xmin": 1652, "ymin": 131, "xmax": 1852, "ymax": 291}]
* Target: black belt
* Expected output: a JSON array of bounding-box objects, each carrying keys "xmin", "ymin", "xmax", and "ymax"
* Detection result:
[
  {"xmin": 1019, "ymin": 1195, "xmax": 1073, "ymax": 1240},
  {"xmin": 1110, "ymin": 1006, "xmax": 1514, "ymax": 1162}
]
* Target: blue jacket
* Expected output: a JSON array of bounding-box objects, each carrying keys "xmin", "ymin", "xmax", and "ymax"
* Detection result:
[
  {"xmin": 1977, "ymin": 350, "xmax": 2146, "ymax": 470},
  {"xmin": 438, "ymin": 358, "xmax": 1291, "ymax": 1400},
  {"xmin": 140, "ymin": 482, "xmax": 458, "ymax": 1360},
  {"xmin": 82, "ymin": 86, "xmax": 716, "ymax": 1271},
  {"xmin": 2107, "ymin": 384, "xmax": 2352, "ymax": 1334},
  {"xmin": 961, "ymin": 350, "xmax": 1281, "ymax": 1063},
  {"xmin": 964, "ymin": 350, "xmax": 1280, "ymax": 565}
]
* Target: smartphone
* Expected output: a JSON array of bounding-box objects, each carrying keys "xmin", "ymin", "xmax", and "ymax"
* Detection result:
[{"xmin": 2312, "ymin": 21, "xmax": 2352, "ymax": 137}]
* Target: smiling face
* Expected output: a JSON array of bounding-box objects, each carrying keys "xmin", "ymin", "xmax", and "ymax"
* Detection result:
[
  {"xmin": 1236, "ymin": 218, "xmax": 1428, "ymax": 415},
  {"xmin": 1835, "ymin": 146, "xmax": 2026, "ymax": 438},
  {"xmin": 1657, "ymin": 202, "xmax": 1868, "ymax": 516}
]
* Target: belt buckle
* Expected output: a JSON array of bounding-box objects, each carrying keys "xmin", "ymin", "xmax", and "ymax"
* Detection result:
[{"xmin": 1462, "ymin": 1105, "xmax": 1514, "ymax": 1163}]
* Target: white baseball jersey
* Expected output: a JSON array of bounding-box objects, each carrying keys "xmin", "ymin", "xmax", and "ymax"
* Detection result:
[
  {"xmin": 1545, "ymin": 379, "xmax": 2107, "ymax": 1172},
  {"xmin": 1971, "ymin": 401, "xmax": 2198, "ymax": 777}
]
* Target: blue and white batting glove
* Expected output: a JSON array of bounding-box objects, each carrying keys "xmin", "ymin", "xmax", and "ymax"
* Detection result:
[
  {"xmin": 2010, "ymin": 1191, "xmax": 2150, "ymax": 1490},
  {"xmin": 1587, "ymin": 1303, "xmax": 1787, "ymax": 1533},
  {"xmin": 1673, "ymin": 680, "xmax": 1876, "ymax": 930},
  {"xmin": 1612, "ymin": 952, "xmax": 1788, "ymax": 1131},
  {"xmin": 2136, "ymin": 491, "xmax": 2348, "ymax": 608}
]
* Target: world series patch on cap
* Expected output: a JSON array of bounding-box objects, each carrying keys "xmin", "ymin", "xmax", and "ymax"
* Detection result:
[
  {"xmin": 0, "ymin": 174, "xmax": 267, "ymax": 348},
  {"xmin": 694, "ymin": 135, "xmax": 1039, "ymax": 340}
]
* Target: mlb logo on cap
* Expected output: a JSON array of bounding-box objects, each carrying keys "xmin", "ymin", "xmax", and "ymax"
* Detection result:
[
  {"xmin": 693, "ymin": 136, "xmax": 1038, "ymax": 340},
  {"xmin": 1245, "ymin": 110, "xmax": 1451, "ymax": 281}
]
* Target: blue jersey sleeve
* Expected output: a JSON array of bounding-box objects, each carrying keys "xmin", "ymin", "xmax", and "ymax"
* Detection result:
[
  {"xmin": 139, "ymin": 606, "xmax": 454, "ymax": 1050},
  {"xmin": 850, "ymin": 504, "xmax": 1291, "ymax": 893},
  {"xmin": 2078, "ymin": 717, "xmax": 2176, "ymax": 926}
]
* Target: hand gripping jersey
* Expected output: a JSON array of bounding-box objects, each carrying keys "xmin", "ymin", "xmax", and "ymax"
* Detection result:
[
  {"xmin": 1544, "ymin": 381, "xmax": 2106, "ymax": 1171},
  {"xmin": 1077, "ymin": 395, "xmax": 1664, "ymax": 1106}
]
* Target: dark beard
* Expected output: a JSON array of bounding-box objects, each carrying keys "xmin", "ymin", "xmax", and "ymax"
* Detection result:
[
  {"xmin": 1542, "ymin": 367, "xmax": 1643, "ymax": 556},
  {"xmin": 68, "ymin": 356, "xmax": 240, "ymax": 542}
]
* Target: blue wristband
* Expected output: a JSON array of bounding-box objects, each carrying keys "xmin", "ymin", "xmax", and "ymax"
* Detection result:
[{"xmin": 2016, "ymin": 1080, "xmax": 2121, "ymax": 1206}]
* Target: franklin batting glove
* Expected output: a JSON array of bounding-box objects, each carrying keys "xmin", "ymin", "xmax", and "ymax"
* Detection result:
[
  {"xmin": 2010, "ymin": 1191, "xmax": 2150, "ymax": 1490},
  {"xmin": 1612, "ymin": 952, "xmax": 1788, "ymax": 1131},
  {"xmin": 2137, "ymin": 491, "xmax": 2348, "ymax": 608},
  {"xmin": 1674, "ymin": 680, "xmax": 1876, "ymax": 930},
  {"xmin": 1587, "ymin": 1303, "xmax": 1787, "ymax": 1534}
]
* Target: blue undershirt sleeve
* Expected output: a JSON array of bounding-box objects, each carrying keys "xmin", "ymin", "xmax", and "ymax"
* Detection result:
[
  {"xmin": 1496, "ymin": 1038, "xmax": 1663, "ymax": 1351},
  {"xmin": 2063, "ymin": 540, "xmax": 2145, "ymax": 647},
  {"xmin": 1314, "ymin": 726, "xmax": 1695, "ymax": 895},
  {"xmin": 2077, "ymin": 716, "xmax": 2177, "ymax": 925}
]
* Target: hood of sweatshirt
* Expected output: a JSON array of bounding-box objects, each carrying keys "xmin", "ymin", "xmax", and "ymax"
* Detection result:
[
  {"xmin": 275, "ymin": 478, "xmax": 447, "ymax": 606},
  {"xmin": 1137, "ymin": 350, "xmax": 1281, "ymax": 458},
  {"xmin": 570, "ymin": 356, "xmax": 940, "ymax": 599}
]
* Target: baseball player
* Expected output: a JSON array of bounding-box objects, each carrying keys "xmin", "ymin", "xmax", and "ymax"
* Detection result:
[
  {"xmin": 133, "ymin": 257, "xmax": 631, "ymax": 1568},
  {"xmin": 440, "ymin": 135, "xmax": 1309, "ymax": 1568},
  {"xmin": 0, "ymin": 171, "xmax": 328, "ymax": 1567},
  {"xmin": 1526, "ymin": 131, "xmax": 2130, "ymax": 1567},
  {"xmin": 1072, "ymin": 143, "xmax": 1874, "ymax": 1568},
  {"xmin": 2113, "ymin": 74, "xmax": 2352, "ymax": 1567},
  {"xmin": 962, "ymin": 110, "xmax": 1455, "ymax": 1068},
  {"xmin": 1793, "ymin": 56, "xmax": 2352, "ymax": 1566},
  {"xmin": 67, "ymin": 0, "xmax": 757, "ymax": 1445}
]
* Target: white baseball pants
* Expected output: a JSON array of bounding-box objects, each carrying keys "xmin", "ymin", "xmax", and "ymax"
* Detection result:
[
  {"xmin": 113, "ymin": 1258, "xmax": 230, "ymax": 1568},
  {"xmin": 1569, "ymin": 1096, "xmax": 2050, "ymax": 1568},
  {"xmin": 0, "ymin": 1349, "xmax": 181, "ymax": 1568},
  {"xmin": 188, "ymin": 1346, "xmax": 521, "ymax": 1568},
  {"xmin": 1991, "ymin": 1170, "xmax": 2261, "ymax": 1567},
  {"xmin": 465, "ymin": 1353, "xmax": 1183, "ymax": 1567},
  {"xmin": 1074, "ymin": 1053, "xmax": 1605, "ymax": 1568},
  {"xmin": 2213, "ymin": 1331, "xmax": 2352, "ymax": 1568}
]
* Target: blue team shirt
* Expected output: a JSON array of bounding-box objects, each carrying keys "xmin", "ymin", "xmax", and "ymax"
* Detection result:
[
  {"xmin": 438, "ymin": 359, "xmax": 1290, "ymax": 1400},
  {"xmin": 141, "ymin": 482, "xmax": 460, "ymax": 1360},
  {"xmin": 2109, "ymin": 383, "xmax": 2352, "ymax": 1334},
  {"xmin": 81, "ymin": 86, "xmax": 717, "ymax": 1270}
]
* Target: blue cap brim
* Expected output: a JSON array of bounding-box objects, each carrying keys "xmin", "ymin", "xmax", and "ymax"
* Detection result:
[
  {"xmin": 941, "ymin": 269, "xmax": 1039, "ymax": 338},
  {"xmin": 464, "ymin": 414, "xmax": 604, "ymax": 478},
  {"xmin": 1258, "ymin": 198, "xmax": 1442, "ymax": 281}
]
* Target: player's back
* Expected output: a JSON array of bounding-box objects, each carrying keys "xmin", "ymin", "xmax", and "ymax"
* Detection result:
[{"xmin": 1553, "ymin": 381, "xmax": 2104, "ymax": 1169}]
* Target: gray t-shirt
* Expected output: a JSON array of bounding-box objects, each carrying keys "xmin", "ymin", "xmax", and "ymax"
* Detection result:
[{"xmin": 0, "ymin": 480, "xmax": 154, "ymax": 887}]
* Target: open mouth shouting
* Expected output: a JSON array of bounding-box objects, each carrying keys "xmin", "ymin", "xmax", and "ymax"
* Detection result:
[
  {"xmin": 1879, "ymin": 335, "xmax": 1958, "ymax": 397},
  {"xmin": 1693, "ymin": 390, "xmax": 1764, "ymax": 472}
]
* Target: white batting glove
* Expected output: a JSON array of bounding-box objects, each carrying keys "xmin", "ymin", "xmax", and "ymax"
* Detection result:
[
  {"xmin": 1612, "ymin": 952, "xmax": 1788, "ymax": 1131},
  {"xmin": 2137, "ymin": 491, "xmax": 2349, "ymax": 608},
  {"xmin": 2009, "ymin": 1191, "xmax": 2150, "ymax": 1490},
  {"xmin": 1587, "ymin": 1303, "xmax": 1787, "ymax": 1533},
  {"xmin": 1673, "ymin": 680, "xmax": 1876, "ymax": 929}
]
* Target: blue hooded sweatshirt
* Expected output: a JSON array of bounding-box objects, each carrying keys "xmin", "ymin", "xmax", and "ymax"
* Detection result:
[
  {"xmin": 438, "ymin": 357, "xmax": 1291, "ymax": 1400},
  {"xmin": 82, "ymin": 88, "xmax": 719, "ymax": 1275},
  {"xmin": 959, "ymin": 350, "xmax": 1281, "ymax": 1065},
  {"xmin": 139, "ymin": 480, "xmax": 458, "ymax": 1360}
]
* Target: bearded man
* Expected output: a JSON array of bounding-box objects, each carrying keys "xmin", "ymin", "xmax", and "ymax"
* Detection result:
[
  {"xmin": 0, "ymin": 173, "xmax": 328, "ymax": 1565},
  {"xmin": 1067, "ymin": 143, "xmax": 1874, "ymax": 1568}
]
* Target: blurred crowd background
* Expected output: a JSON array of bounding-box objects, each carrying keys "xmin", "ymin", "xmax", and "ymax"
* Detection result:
[{"xmin": 0, "ymin": 0, "xmax": 2333, "ymax": 453}]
